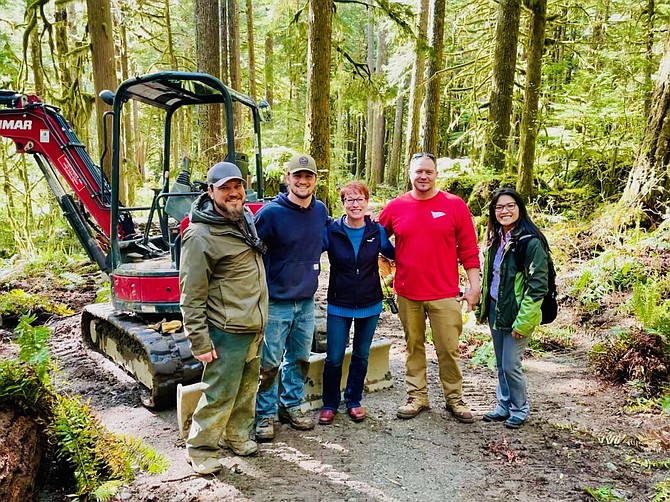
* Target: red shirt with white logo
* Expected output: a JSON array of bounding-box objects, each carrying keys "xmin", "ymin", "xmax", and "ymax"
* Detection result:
[{"xmin": 379, "ymin": 190, "xmax": 480, "ymax": 301}]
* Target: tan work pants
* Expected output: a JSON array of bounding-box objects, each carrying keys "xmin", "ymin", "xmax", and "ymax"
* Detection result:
[{"xmin": 397, "ymin": 296, "xmax": 464, "ymax": 405}]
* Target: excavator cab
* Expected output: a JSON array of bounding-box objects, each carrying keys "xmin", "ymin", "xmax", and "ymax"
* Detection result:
[{"xmin": 101, "ymin": 72, "xmax": 265, "ymax": 312}]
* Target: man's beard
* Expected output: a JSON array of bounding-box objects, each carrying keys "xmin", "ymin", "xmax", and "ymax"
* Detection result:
[
  {"xmin": 214, "ymin": 200, "xmax": 245, "ymax": 221},
  {"xmin": 412, "ymin": 180, "xmax": 433, "ymax": 192}
]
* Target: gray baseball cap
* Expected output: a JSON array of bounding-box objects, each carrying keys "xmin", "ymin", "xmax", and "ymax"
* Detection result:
[
  {"xmin": 207, "ymin": 162, "xmax": 245, "ymax": 187},
  {"xmin": 286, "ymin": 154, "xmax": 317, "ymax": 175}
]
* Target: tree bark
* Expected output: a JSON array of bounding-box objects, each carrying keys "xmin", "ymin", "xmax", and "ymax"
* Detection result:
[
  {"xmin": 483, "ymin": 0, "xmax": 521, "ymax": 172},
  {"xmin": 118, "ymin": 6, "xmax": 134, "ymax": 206},
  {"xmin": 86, "ymin": 0, "xmax": 117, "ymax": 179},
  {"xmin": 264, "ymin": 33, "xmax": 274, "ymax": 106},
  {"xmin": 228, "ymin": 0, "xmax": 243, "ymax": 144},
  {"xmin": 371, "ymin": 26, "xmax": 387, "ymax": 191},
  {"xmin": 388, "ymin": 91, "xmax": 404, "ymax": 187},
  {"xmin": 54, "ymin": 6, "xmax": 72, "ymax": 93},
  {"xmin": 30, "ymin": 28, "xmax": 44, "ymax": 98},
  {"xmin": 517, "ymin": 0, "xmax": 547, "ymax": 197},
  {"xmin": 220, "ymin": 0, "xmax": 229, "ymax": 85},
  {"xmin": 404, "ymin": 0, "xmax": 429, "ymax": 168},
  {"xmin": 644, "ymin": 0, "xmax": 655, "ymax": 117},
  {"xmin": 306, "ymin": 0, "xmax": 333, "ymax": 206},
  {"xmin": 194, "ymin": 0, "xmax": 222, "ymax": 166},
  {"xmin": 421, "ymin": 0, "xmax": 446, "ymax": 155},
  {"xmin": 356, "ymin": 114, "xmax": 366, "ymax": 178},
  {"xmin": 165, "ymin": 0, "xmax": 183, "ymax": 171},
  {"xmin": 620, "ymin": 25, "xmax": 670, "ymax": 217},
  {"xmin": 0, "ymin": 406, "xmax": 43, "ymax": 502},
  {"xmin": 365, "ymin": 9, "xmax": 375, "ymax": 183}
]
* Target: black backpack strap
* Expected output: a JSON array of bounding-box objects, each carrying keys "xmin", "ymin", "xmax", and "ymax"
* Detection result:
[
  {"xmin": 513, "ymin": 234, "xmax": 533, "ymax": 273},
  {"xmin": 514, "ymin": 234, "xmax": 556, "ymax": 283}
]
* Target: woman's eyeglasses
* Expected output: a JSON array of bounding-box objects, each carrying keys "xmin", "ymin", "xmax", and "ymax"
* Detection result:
[
  {"xmin": 343, "ymin": 197, "xmax": 367, "ymax": 206},
  {"xmin": 494, "ymin": 202, "xmax": 517, "ymax": 213},
  {"xmin": 411, "ymin": 152, "xmax": 436, "ymax": 161}
]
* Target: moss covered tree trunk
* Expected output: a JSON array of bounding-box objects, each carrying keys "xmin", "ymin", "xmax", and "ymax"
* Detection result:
[
  {"xmin": 620, "ymin": 25, "xmax": 670, "ymax": 217},
  {"xmin": 245, "ymin": 0, "xmax": 257, "ymax": 101},
  {"xmin": 86, "ymin": 0, "xmax": 117, "ymax": 180},
  {"xmin": 228, "ymin": 0, "xmax": 243, "ymax": 147},
  {"xmin": 483, "ymin": 0, "xmax": 521, "ymax": 172},
  {"xmin": 305, "ymin": 0, "xmax": 332, "ymax": 207},
  {"xmin": 420, "ymin": 0, "xmax": 446, "ymax": 155},
  {"xmin": 0, "ymin": 406, "xmax": 43, "ymax": 502},
  {"xmin": 517, "ymin": 0, "xmax": 546, "ymax": 196},
  {"xmin": 404, "ymin": 0, "xmax": 429, "ymax": 168},
  {"xmin": 195, "ymin": 0, "xmax": 222, "ymax": 166}
]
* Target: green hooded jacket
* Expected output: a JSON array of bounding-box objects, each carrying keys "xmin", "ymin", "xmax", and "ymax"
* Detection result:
[
  {"xmin": 476, "ymin": 227, "xmax": 549, "ymax": 337},
  {"xmin": 179, "ymin": 193, "xmax": 268, "ymax": 356}
]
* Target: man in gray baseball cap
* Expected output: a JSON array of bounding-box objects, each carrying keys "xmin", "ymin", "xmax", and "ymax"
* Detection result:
[
  {"xmin": 207, "ymin": 161, "xmax": 246, "ymax": 188},
  {"xmin": 180, "ymin": 159, "xmax": 268, "ymax": 474}
]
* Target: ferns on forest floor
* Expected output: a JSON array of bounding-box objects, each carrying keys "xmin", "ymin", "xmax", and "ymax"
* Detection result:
[{"xmin": 0, "ymin": 314, "xmax": 168, "ymax": 501}]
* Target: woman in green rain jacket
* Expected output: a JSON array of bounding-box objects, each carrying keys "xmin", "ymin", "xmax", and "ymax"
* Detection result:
[{"xmin": 477, "ymin": 188, "xmax": 549, "ymax": 429}]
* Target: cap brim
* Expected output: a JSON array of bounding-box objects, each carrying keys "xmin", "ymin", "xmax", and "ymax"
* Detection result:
[
  {"xmin": 212, "ymin": 176, "xmax": 245, "ymax": 187},
  {"xmin": 288, "ymin": 168, "xmax": 317, "ymax": 175}
]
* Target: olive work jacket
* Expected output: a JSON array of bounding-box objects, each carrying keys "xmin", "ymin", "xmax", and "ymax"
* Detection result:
[
  {"xmin": 476, "ymin": 227, "xmax": 549, "ymax": 337},
  {"xmin": 179, "ymin": 194, "xmax": 268, "ymax": 356}
]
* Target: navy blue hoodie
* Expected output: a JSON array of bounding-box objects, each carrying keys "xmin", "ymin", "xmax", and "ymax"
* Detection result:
[{"xmin": 254, "ymin": 192, "xmax": 328, "ymax": 301}]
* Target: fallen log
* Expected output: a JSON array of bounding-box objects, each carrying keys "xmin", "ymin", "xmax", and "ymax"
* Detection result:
[{"xmin": 0, "ymin": 406, "xmax": 43, "ymax": 502}]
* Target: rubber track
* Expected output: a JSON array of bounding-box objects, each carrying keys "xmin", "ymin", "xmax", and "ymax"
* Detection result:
[{"xmin": 81, "ymin": 303, "xmax": 202, "ymax": 408}]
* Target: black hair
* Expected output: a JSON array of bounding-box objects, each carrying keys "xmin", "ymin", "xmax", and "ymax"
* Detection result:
[{"xmin": 485, "ymin": 188, "xmax": 548, "ymax": 250}]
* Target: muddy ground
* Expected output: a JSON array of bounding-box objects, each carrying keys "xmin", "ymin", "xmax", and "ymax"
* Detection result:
[{"xmin": 6, "ymin": 269, "xmax": 670, "ymax": 502}]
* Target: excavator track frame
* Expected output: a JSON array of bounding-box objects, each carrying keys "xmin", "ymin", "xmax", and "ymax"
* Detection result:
[{"xmin": 81, "ymin": 303, "xmax": 202, "ymax": 408}]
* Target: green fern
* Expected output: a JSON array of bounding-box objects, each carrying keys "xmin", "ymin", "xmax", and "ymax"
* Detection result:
[
  {"xmin": 121, "ymin": 435, "xmax": 171, "ymax": 474},
  {"xmin": 93, "ymin": 480, "xmax": 125, "ymax": 502},
  {"xmin": 1, "ymin": 320, "xmax": 169, "ymax": 500},
  {"xmin": 631, "ymin": 457, "xmax": 670, "ymax": 469},
  {"xmin": 655, "ymin": 479, "xmax": 670, "ymax": 502},
  {"xmin": 15, "ymin": 313, "xmax": 51, "ymax": 379}
]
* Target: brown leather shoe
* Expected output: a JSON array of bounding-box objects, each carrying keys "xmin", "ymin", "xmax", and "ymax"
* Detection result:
[
  {"xmin": 319, "ymin": 409, "xmax": 336, "ymax": 425},
  {"xmin": 347, "ymin": 407, "xmax": 366, "ymax": 422}
]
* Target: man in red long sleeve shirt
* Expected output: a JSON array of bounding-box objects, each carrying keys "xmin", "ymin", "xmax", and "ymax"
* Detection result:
[{"xmin": 379, "ymin": 153, "xmax": 481, "ymax": 423}]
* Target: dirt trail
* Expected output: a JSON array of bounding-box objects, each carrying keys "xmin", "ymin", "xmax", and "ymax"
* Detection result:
[{"xmin": 41, "ymin": 304, "xmax": 670, "ymax": 502}]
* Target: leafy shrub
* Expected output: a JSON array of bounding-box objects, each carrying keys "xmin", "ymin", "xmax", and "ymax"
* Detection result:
[
  {"xmin": 631, "ymin": 279, "xmax": 670, "ymax": 335},
  {"xmin": 528, "ymin": 326, "xmax": 576, "ymax": 353},
  {"xmin": 470, "ymin": 340, "xmax": 496, "ymax": 370},
  {"xmin": 590, "ymin": 330, "xmax": 670, "ymax": 397},
  {"xmin": 583, "ymin": 485, "xmax": 627, "ymax": 501},
  {"xmin": 567, "ymin": 250, "xmax": 647, "ymax": 312},
  {"xmin": 0, "ymin": 288, "xmax": 73, "ymax": 319},
  {"xmin": 655, "ymin": 479, "xmax": 670, "ymax": 502},
  {"xmin": 15, "ymin": 313, "xmax": 51, "ymax": 379}
]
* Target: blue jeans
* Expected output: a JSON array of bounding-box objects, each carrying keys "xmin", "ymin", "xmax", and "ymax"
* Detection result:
[
  {"xmin": 321, "ymin": 314, "xmax": 379, "ymax": 410},
  {"xmin": 489, "ymin": 300, "xmax": 530, "ymax": 420},
  {"xmin": 256, "ymin": 299, "xmax": 315, "ymax": 419}
]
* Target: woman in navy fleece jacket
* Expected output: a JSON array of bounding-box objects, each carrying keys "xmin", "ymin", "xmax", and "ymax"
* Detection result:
[{"xmin": 319, "ymin": 181, "xmax": 394, "ymax": 425}]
